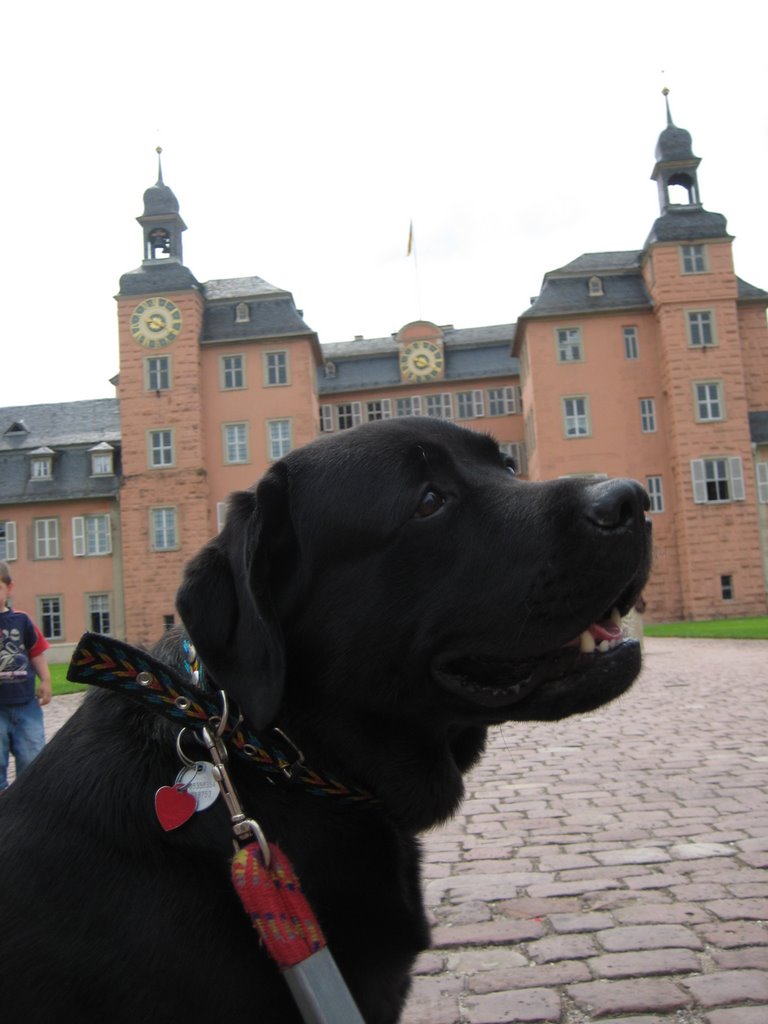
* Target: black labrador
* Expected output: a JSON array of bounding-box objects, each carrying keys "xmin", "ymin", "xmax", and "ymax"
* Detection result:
[{"xmin": 0, "ymin": 418, "xmax": 651, "ymax": 1023}]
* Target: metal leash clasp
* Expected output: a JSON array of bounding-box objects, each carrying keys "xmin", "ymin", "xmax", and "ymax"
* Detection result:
[{"xmin": 201, "ymin": 691, "xmax": 271, "ymax": 867}]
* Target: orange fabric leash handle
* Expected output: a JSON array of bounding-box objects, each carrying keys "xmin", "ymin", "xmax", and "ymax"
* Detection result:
[{"xmin": 231, "ymin": 842, "xmax": 366, "ymax": 1024}]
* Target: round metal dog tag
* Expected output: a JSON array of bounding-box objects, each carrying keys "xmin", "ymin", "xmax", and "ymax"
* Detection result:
[{"xmin": 175, "ymin": 762, "xmax": 219, "ymax": 812}]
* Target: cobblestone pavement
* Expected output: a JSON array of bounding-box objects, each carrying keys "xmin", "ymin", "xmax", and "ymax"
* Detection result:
[{"xmin": 29, "ymin": 638, "xmax": 768, "ymax": 1022}]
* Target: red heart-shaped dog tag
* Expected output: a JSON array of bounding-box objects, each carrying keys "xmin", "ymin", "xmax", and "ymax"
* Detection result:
[{"xmin": 155, "ymin": 784, "xmax": 197, "ymax": 831}]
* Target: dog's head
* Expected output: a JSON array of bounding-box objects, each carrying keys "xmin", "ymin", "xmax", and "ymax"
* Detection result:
[{"xmin": 177, "ymin": 418, "xmax": 651, "ymax": 740}]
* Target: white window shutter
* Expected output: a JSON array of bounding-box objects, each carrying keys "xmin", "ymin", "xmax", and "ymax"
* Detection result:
[
  {"xmin": 319, "ymin": 405, "xmax": 333, "ymax": 432},
  {"xmin": 691, "ymin": 460, "xmax": 707, "ymax": 503},
  {"xmin": 729, "ymin": 457, "xmax": 745, "ymax": 500},
  {"xmin": 72, "ymin": 516, "xmax": 85, "ymax": 556},
  {"xmin": 352, "ymin": 402, "xmax": 363, "ymax": 427},
  {"xmin": 381, "ymin": 399, "xmax": 392, "ymax": 419},
  {"xmin": 104, "ymin": 516, "xmax": 112, "ymax": 555},
  {"xmin": 472, "ymin": 390, "xmax": 484, "ymax": 417},
  {"xmin": 757, "ymin": 462, "xmax": 768, "ymax": 504},
  {"xmin": 216, "ymin": 501, "xmax": 228, "ymax": 531},
  {"xmin": 412, "ymin": 396, "xmax": 422, "ymax": 415},
  {"xmin": 514, "ymin": 386, "xmax": 522, "ymax": 413},
  {"xmin": 5, "ymin": 521, "xmax": 17, "ymax": 560}
]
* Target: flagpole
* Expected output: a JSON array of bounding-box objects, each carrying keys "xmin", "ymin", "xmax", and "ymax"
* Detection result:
[{"xmin": 407, "ymin": 219, "xmax": 422, "ymax": 320}]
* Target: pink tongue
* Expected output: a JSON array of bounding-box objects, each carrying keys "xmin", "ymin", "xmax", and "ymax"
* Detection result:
[{"xmin": 589, "ymin": 620, "xmax": 622, "ymax": 642}]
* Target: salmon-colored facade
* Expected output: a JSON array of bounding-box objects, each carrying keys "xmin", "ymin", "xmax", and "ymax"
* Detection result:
[{"xmin": 2, "ymin": 107, "xmax": 767, "ymax": 660}]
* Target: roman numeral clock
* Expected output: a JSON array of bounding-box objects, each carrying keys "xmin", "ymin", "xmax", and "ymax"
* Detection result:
[
  {"xmin": 129, "ymin": 297, "xmax": 183, "ymax": 349},
  {"xmin": 399, "ymin": 339, "xmax": 445, "ymax": 382}
]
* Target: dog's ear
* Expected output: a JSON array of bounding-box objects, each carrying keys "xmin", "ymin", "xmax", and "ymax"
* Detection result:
[{"xmin": 176, "ymin": 464, "xmax": 291, "ymax": 730}]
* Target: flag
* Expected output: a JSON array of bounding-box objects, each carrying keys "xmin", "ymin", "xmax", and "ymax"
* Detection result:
[{"xmin": 406, "ymin": 220, "xmax": 413, "ymax": 257}]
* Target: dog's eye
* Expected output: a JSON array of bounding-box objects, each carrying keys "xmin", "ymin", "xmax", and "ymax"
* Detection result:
[{"xmin": 415, "ymin": 490, "xmax": 445, "ymax": 518}]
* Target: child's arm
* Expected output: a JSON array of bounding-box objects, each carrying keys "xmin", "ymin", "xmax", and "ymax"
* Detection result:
[{"xmin": 31, "ymin": 652, "xmax": 52, "ymax": 706}]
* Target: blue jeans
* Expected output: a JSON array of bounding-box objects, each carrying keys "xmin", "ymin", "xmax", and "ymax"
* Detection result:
[{"xmin": 0, "ymin": 700, "xmax": 45, "ymax": 790}]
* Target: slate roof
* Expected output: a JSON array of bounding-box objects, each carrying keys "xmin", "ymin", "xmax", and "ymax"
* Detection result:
[
  {"xmin": 0, "ymin": 400, "xmax": 120, "ymax": 506},
  {"xmin": 0, "ymin": 400, "xmax": 120, "ymax": 450},
  {"xmin": 519, "ymin": 251, "xmax": 652, "ymax": 320},
  {"xmin": 645, "ymin": 207, "xmax": 730, "ymax": 245},
  {"xmin": 202, "ymin": 277, "xmax": 315, "ymax": 344},
  {"xmin": 737, "ymin": 277, "xmax": 768, "ymax": 302},
  {"xmin": 318, "ymin": 324, "xmax": 519, "ymax": 395},
  {"xmin": 119, "ymin": 261, "xmax": 200, "ymax": 296}
]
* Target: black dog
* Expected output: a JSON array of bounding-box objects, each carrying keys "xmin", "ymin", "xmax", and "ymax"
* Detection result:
[{"xmin": 0, "ymin": 418, "xmax": 650, "ymax": 1023}]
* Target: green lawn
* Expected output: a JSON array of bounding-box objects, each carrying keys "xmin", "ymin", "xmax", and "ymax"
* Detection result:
[
  {"xmin": 49, "ymin": 662, "xmax": 89, "ymax": 698},
  {"xmin": 645, "ymin": 616, "xmax": 768, "ymax": 639}
]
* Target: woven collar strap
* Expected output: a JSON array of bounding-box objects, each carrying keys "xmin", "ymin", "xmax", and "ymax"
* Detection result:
[{"xmin": 68, "ymin": 632, "xmax": 375, "ymax": 805}]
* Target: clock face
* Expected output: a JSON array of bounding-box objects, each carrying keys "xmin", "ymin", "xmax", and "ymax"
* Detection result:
[
  {"xmin": 399, "ymin": 339, "xmax": 445, "ymax": 382},
  {"xmin": 129, "ymin": 297, "xmax": 183, "ymax": 348}
]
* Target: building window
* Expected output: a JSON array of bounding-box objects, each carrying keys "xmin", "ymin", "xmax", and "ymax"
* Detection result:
[
  {"xmin": 646, "ymin": 476, "xmax": 664, "ymax": 513},
  {"xmin": 556, "ymin": 327, "xmax": 583, "ymax": 363},
  {"xmin": 0, "ymin": 521, "xmax": 17, "ymax": 561},
  {"xmin": 366, "ymin": 399, "xmax": 392, "ymax": 422},
  {"xmin": 395, "ymin": 396, "xmax": 422, "ymax": 417},
  {"xmin": 500, "ymin": 442, "xmax": 527, "ymax": 476},
  {"xmin": 562, "ymin": 396, "xmax": 590, "ymax": 438},
  {"xmin": 337, "ymin": 403, "xmax": 362, "ymax": 430},
  {"xmin": 757, "ymin": 462, "xmax": 768, "ymax": 504},
  {"xmin": 623, "ymin": 327, "xmax": 639, "ymax": 360},
  {"xmin": 30, "ymin": 454, "xmax": 53, "ymax": 479},
  {"xmin": 487, "ymin": 387, "xmax": 518, "ymax": 416},
  {"xmin": 425, "ymin": 393, "xmax": 453, "ymax": 419},
  {"xmin": 640, "ymin": 398, "xmax": 657, "ymax": 433},
  {"xmin": 149, "ymin": 429, "xmax": 174, "ymax": 468},
  {"xmin": 720, "ymin": 574, "xmax": 734, "ymax": 600},
  {"xmin": 264, "ymin": 351, "xmax": 289, "ymax": 386},
  {"xmin": 691, "ymin": 457, "xmax": 745, "ymax": 504},
  {"xmin": 267, "ymin": 420, "xmax": 292, "ymax": 460},
  {"xmin": 216, "ymin": 501, "xmax": 228, "ymax": 532},
  {"xmin": 90, "ymin": 445, "xmax": 114, "ymax": 475},
  {"xmin": 34, "ymin": 518, "xmax": 59, "ymax": 559},
  {"xmin": 588, "ymin": 276, "xmax": 603, "ymax": 296},
  {"xmin": 681, "ymin": 244, "xmax": 708, "ymax": 274},
  {"xmin": 687, "ymin": 310, "xmax": 715, "ymax": 348},
  {"xmin": 151, "ymin": 507, "xmax": 178, "ymax": 551},
  {"xmin": 457, "ymin": 390, "xmax": 484, "ymax": 419},
  {"xmin": 88, "ymin": 593, "xmax": 112, "ymax": 634},
  {"xmin": 163, "ymin": 614, "xmax": 175, "ymax": 631},
  {"xmin": 221, "ymin": 354, "xmax": 245, "ymax": 390},
  {"xmin": 235, "ymin": 302, "xmax": 250, "ymax": 323},
  {"xmin": 38, "ymin": 596, "xmax": 63, "ymax": 640},
  {"xmin": 223, "ymin": 423, "xmax": 249, "ymax": 464},
  {"xmin": 694, "ymin": 381, "xmax": 724, "ymax": 422},
  {"xmin": 72, "ymin": 514, "xmax": 112, "ymax": 556},
  {"xmin": 146, "ymin": 355, "xmax": 171, "ymax": 391}
]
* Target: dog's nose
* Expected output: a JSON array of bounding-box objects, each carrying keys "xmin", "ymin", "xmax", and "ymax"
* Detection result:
[{"xmin": 585, "ymin": 478, "xmax": 649, "ymax": 530}]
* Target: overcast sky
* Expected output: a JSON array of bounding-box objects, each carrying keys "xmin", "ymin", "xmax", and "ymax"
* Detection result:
[{"xmin": 3, "ymin": 0, "xmax": 766, "ymax": 408}]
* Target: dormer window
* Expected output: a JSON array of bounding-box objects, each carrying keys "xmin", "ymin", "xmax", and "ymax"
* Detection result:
[
  {"xmin": 235, "ymin": 302, "xmax": 250, "ymax": 323},
  {"xmin": 4, "ymin": 420, "xmax": 28, "ymax": 437},
  {"xmin": 90, "ymin": 442, "xmax": 115, "ymax": 476},
  {"xmin": 588, "ymin": 276, "xmax": 604, "ymax": 297},
  {"xmin": 30, "ymin": 447, "xmax": 54, "ymax": 480}
]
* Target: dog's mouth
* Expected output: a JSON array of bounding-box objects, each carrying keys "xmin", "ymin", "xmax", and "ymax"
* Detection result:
[{"xmin": 434, "ymin": 605, "xmax": 642, "ymax": 721}]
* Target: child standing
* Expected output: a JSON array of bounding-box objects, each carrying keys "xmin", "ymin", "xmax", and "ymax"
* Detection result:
[{"xmin": 0, "ymin": 561, "xmax": 52, "ymax": 790}]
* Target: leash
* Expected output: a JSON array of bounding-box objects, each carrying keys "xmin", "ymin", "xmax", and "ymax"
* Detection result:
[{"xmin": 67, "ymin": 632, "xmax": 367, "ymax": 1024}]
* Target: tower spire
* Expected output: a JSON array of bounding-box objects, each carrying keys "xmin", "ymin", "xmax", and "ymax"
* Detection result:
[
  {"xmin": 156, "ymin": 145, "xmax": 164, "ymax": 185},
  {"xmin": 662, "ymin": 86, "xmax": 673, "ymax": 127}
]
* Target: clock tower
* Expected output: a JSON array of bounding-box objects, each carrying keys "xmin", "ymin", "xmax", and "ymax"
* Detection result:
[
  {"xmin": 397, "ymin": 321, "xmax": 446, "ymax": 383},
  {"xmin": 116, "ymin": 152, "xmax": 211, "ymax": 648}
]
